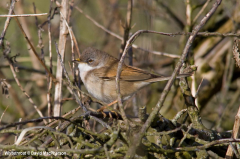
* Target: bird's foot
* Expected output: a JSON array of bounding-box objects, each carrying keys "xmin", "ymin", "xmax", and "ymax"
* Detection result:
[{"xmin": 97, "ymin": 100, "xmax": 118, "ymax": 118}]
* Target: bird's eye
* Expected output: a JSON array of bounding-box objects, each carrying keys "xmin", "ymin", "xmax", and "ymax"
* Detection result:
[{"xmin": 87, "ymin": 59, "xmax": 93, "ymax": 63}]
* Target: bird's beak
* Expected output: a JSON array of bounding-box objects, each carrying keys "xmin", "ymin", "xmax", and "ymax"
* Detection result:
[{"xmin": 72, "ymin": 58, "xmax": 81, "ymax": 63}]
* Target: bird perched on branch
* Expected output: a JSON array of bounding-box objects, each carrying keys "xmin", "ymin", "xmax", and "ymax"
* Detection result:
[{"xmin": 73, "ymin": 47, "xmax": 192, "ymax": 111}]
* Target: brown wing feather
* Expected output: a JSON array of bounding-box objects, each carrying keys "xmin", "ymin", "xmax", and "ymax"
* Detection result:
[
  {"xmin": 94, "ymin": 62, "xmax": 163, "ymax": 81},
  {"xmin": 120, "ymin": 65, "xmax": 161, "ymax": 81}
]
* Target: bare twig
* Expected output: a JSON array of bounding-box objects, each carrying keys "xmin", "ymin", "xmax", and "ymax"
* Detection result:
[
  {"xmin": 233, "ymin": 39, "xmax": 240, "ymax": 68},
  {"xmin": 70, "ymin": 28, "xmax": 81, "ymax": 58},
  {"xmin": 45, "ymin": 106, "xmax": 82, "ymax": 128},
  {"xmin": 194, "ymin": 78, "xmax": 204, "ymax": 98},
  {"xmin": 0, "ymin": 116, "xmax": 74, "ymax": 131},
  {"xmin": 179, "ymin": 124, "xmax": 192, "ymax": 146},
  {"xmin": 172, "ymin": 109, "xmax": 187, "ymax": 126},
  {"xmin": 0, "ymin": 13, "xmax": 47, "ymax": 17},
  {"xmin": 120, "ymin": 0, "xmax": 133, "ymax": 55},
  {"xmin": 3, "ymin": 81, "xmax": 26, "ymax": 117},
  {"xmin": 216, "ymin": 45, "xmax": 234, "ymax": 128},
  {"xmin": 53, "ymin": 0, "xmax": 69, "ymax": 116},
  {"xmin": 146, "ymin": 125, "xmax": 184, "ymax": 136},
  {"xmin": 0, "ymin": 65, "xmax": 45, "ymax": 74},
  {"xmin": 171, "ymin": 32, "xmax": 240, "ymax": 37},
  {"xmin": 71, "ymin": 30, "xmax": 81, "ymax": 88},
  {"xmin": 90, "ymin": 116, "xmax": 112, "ymax": 131},
  {"xmin": 33, "ymin": 3, "xmax": 45, "ymax": 63},
  {"xmin": 156, "ymin": 0, "xmax": 184, "ymax": 29},
  {"xmin": 55, "ymin": 42, "xmax": 88, "ymax": 113},
  {"xmin": 76, "ymin": 4, "xmax": 240, "ymax": 41},
  {"xmin": 4, "ymin": 55, "xmax": 47, "ymax": 125},
  {"xmin": 74, "ymin": 6, "xmax": 180, "ymax": 59},
  {"xmin": 116, "ymin": 30, "xmax": 174, "ymax": 127},
  {"xmin": 0, "ymin": 105, "xmax": 9, "ymax": 124},
  {"xmin": 74, "ymin": 6, "xmax": 122, "ymax": 40},
  {"xmin": 185, "ymin": 0, "xmax": 192, "ymax": 29},
  {"xmin": 104, "ymin": 144, "xmax": 111, "ymax": 159},
  {"xmin": 226, "ymin": 103, "xmax": 240, "ymax": 158},
  {"xmin": 59, "ymin": 11, "xmax": 77, "ymax": 86},
  {"xmin": 124, "ymin": 0, "xmax": 222, "ymax": 158},
  {"xmin": 33, "ymin": 3, "xmax": 39, "ymax": 26},
  {"xmin": 230, "ymin": 143, "xmax": 240, "ymax": 159},
  {"xmin": 39, "ymin": 7, "xmax": 58, "ymax": 28},
  {"xmin": 12, "ymin": 11, "xmax": 57, "ymax": 82},
  {"xmin": 133, "ymin": 46, "xmax": 181, "ymax": 58},
  {"xmin": 47, "ymin": 0, "xmax": 54, "ymax": 120},
  {"xmin": 193, "ymin": 0, "xmax": 211, "ymax": 23},
  {"xmin": 15, "ymin": 118, "xmax": 22, "ymax": 143},
  {"xmin": 59, "ymin": 12, "xmax": 74, "ymax": 51},
  {"xmin": 0, "ymin": 0, "xmax": 16, "ymax": 47}
]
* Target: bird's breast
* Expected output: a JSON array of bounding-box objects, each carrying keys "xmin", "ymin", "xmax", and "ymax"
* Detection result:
[{"xmin": 78, "ymin": 63, "xmax": 113, "ymax": 103}]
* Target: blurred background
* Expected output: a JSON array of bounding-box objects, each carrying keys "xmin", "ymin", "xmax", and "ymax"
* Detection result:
[{"xmin": 0, "ymin": 0, "xmax": 239, "ymax": 136}]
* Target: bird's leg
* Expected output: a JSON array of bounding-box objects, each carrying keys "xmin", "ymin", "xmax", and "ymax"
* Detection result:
[
  {"xmin": 97, "ymin": 100, "xmax": 118, "ymax": 112},
  {"xmin": 97, "ymin": 100, "xmax": 118, "ymax": 118}
]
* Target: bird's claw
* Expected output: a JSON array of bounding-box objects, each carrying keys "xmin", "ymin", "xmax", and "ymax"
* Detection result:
[{"xmin": 97, "ymin": 107, "xmax": 107, "ymax": 118}]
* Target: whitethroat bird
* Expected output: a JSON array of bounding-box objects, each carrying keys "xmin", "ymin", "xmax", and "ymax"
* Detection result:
[{"xmin": 73, "ymin": 47, "xmax": 192, "ymax": 111}]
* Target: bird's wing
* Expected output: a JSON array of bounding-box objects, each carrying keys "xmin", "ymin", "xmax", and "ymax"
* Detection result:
[{"xmin": 94, "ymin": 63, "xmax": 161, "ymax": 81}]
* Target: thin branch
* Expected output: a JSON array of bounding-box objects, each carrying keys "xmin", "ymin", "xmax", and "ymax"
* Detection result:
[
  {"xmin": 124, "ymin": 0, "xmax": 223, "ymax": 158},
  {"xmin": 0, "ymin": 0, "xmax": 16, "ymax": 47},
  {"xmin": 55, "ymin": 42, "xmax": 88, "ymax": 113},
  {"xmin": 74, "ymin": 6, "xmax": 180, "ymax": 59},
  {"xmin": 120, "ymin": 0, "xmax": 133, "ymax": 55},
  {"xmin": 59, "ymin": 11, "xmax": 78, "ymax": 87},
  {"xmin": 47, "ymin": 0, "xmax": 54, "ymax": 120},
  {"xmin": 194, "ymin": 78, "xmax": 204, "ymax": 98},
  {"xmin": 53, "ymin": 0, "xmax": 69, "ymax": 116},
  {"xmin": 15, "ymin": 126, "xmax": 55, "ymax": 145},
  {"xmin": 70, "ymin": 28, "xmax": 81, "ymax": 58},
  {"xmin": 145, "ymin": 125, "xmax": 184, "ymax": 136},
  {"xmin": 172, "ymin": 109, "xmax": 187, "ymax": 126},
  {"xmin": 74, "ymin": 6, "xmax": 122, "ymax": 40},
  {"xmin": 233, "ymin": 39, "xmax": 240, "ymax": 67},
  {"xmin": 133, "ymin": 46, "xmax": 181, "ymax": 58},
  {"xmin": 0, "ymin": 116, "xmax": 74, "ymax": 131},
  {"xmin": 33, "ymin": 3, "xmax": 45, "ymax": 63},
  {"xmin": 0, "ymin": 13, "xmax": 47, "ymax": 17},
  {"xmin": 71, "ymin": 30, "xmax": 81, "ymax": 88},
  {"xmin": 4, "ymin": 55, "xmax": 47, "ymax": 125},
  {"xmin": 75, "ymin": 3, "xmax": 240, "ymax": 41},
  {"xmin": 185, "ymin": 0, "xmax": 192, "ymax": 28},
  {"xmin": 179, "ymin": 124, "xmax": 192, "ymax": 146},
  {"xmin": 0, "ymin": 105, "xmax": 9, "ymax": 124},
  {"xmin": 12, "ymin": 11, "xmax": 57, "ymax": 83},
  {"xmin": 39, "ymin": 7, "xmax": 58, "ymax": 28},
  {"xmin": 156, "ymin": 0, "xmax": 185, "ymax": 29},
  {"xmin": 226, "ymin": 103, "xmax": 240, "ymax": 158},
  {"xmin": 193, "ymin": 0, "xmax": 211, "ymax": 23},
  {"xmin": 0, "ymin": 65, "xmax": 46, "ymax": 74},
  {"xmin": 115, "ymin": 30, "xmax": 174, "ymax": 127},
  {"xmin": 172, "ymin": 31, "xmax": 240, "ymax": 37}
]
